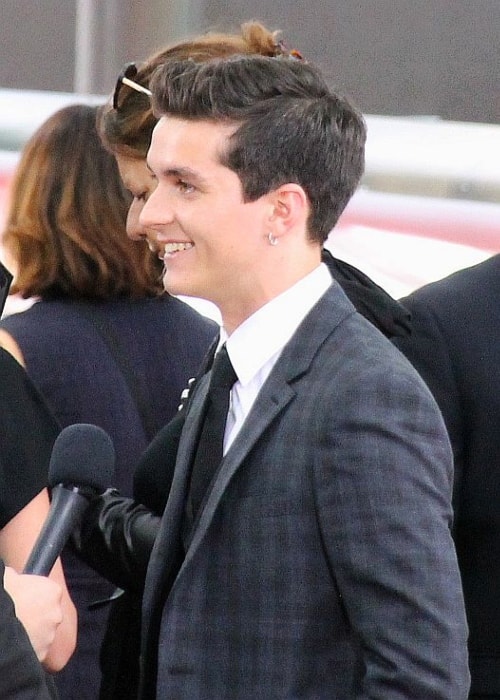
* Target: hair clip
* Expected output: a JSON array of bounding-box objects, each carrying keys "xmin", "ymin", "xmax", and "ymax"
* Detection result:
[
  {"xmin": 274, "ymin": 39, "xmax": 305, "ymax": 62},
  {"xmin": 288, "ymin": 48, "xmax": 304, "ymax": 61},
  {"xmin": 113, "ymin": 62, "xmax": 152, "ymax": 110}
]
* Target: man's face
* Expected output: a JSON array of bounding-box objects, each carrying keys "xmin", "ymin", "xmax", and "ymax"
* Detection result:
[{"xmin": 140, "ymin": 116, "xmax": 272, "ymax": 316}]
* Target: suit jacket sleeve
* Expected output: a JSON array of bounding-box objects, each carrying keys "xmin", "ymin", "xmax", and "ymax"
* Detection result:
[
  {"xmin": 0, "ymin": 562, "xmax": 56, "ymax": 699},
  {"xmin": 314, "ymin": 347, "xmax": 469, "ymax": 697}
]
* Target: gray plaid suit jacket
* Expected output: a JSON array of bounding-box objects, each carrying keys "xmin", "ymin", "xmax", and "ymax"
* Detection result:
[{"xmin": 140, "ymin": 281, "xmax": 470, "ymax": 699}]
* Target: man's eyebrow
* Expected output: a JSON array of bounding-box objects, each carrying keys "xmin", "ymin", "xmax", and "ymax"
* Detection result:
[
  {"xmin": 166, "ymin": 166, "xmax": 204, "ymax": 181},
  {"xmin": 147, "ymin": 163, "xmax": 208, "ymax": 186}
]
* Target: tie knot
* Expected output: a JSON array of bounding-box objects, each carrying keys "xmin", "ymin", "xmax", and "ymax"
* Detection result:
[{"xmin": 210, "ymin": 344, "xmax": 237, "ymax": 390}]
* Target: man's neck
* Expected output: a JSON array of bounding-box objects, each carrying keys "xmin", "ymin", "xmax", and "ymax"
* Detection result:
[{"xmin": 221, "ymin": 248, "xmax": 322, "ymax": 335}]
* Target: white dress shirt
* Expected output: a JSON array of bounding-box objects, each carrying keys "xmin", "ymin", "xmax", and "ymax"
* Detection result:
[{"xmin": 221, "ymin": 263, "xmax": 332, "ymax": 453}]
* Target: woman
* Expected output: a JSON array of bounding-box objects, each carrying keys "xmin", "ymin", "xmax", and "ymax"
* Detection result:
[{"xmin": 0, "ymin": 104, "xmax": 217, "ymax": 699}]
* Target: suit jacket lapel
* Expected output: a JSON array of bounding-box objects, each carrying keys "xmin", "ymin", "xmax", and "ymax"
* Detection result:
[
  {"xmin": 148, "ymin": 334, "xmax": 219, "ymax": 569},
  {"xmin": 143, "ymin": 370, "xmax": 210, "ymax": 611}
]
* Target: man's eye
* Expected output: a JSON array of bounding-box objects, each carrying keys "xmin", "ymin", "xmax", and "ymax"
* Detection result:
[{"xmin": 133, "ymin": 192, "xmax": 148, "ymax": 202}]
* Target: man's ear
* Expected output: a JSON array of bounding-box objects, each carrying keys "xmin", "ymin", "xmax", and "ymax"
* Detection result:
[{"xmin": 267, "ymin": 184, "xmax": 309, "ymax": 239}]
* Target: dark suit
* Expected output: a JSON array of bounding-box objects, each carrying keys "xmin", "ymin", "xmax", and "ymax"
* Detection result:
[
  {"xmin": 0, "ymin": 562, "xmax": 57, "ymax": 699},
  {"xmin": 395, "ymin": 254, "xmax": 500, "ymax": 698},
  {"xmin": 141, "ymin": 279, "xmax": 469, "ymax": 698}
]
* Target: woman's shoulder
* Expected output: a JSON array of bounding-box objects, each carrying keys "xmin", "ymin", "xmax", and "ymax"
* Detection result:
[
  {"xmin": 0, "ymin": 299, "xmax": 71, "ymax": 330},
  {"xmin": 127, "ymin": 296, "xmax": 219, "ymax": 343},
  {"xmin": 0, "ymin": 300, "xmax": 101, "ymax": 349},
  {"xmin": 137, "ymin": 294, "xmax": 217, "ymax": 324}
]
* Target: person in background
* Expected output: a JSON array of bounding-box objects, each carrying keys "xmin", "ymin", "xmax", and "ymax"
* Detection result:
[
  {"xmin": 132, "ymin": 54, "xmax": 469, "ymax": 698},
  {"xmin": 0, "ymin": 104, "xmax": 217, "ymax": 699},
  {"xmin": 0, "ymin": 343, "xmax": 77, "ymax": 690},
  {"xmin": 1, "ymin": 562, "xmax": 64, "ymax": 699},
  {"xmin": 394, "ymin": 253, "xmax": 500, "ymax": 700}
]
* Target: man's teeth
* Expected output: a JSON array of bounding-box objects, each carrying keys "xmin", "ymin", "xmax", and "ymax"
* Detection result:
[{"xmin": 164, "ymin": 242, "xmax": 194, "ymax": 255}]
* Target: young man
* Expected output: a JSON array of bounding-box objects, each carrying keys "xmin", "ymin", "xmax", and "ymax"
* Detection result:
[{"xmin": 138, "ymin": 55, "xmax": 470, "ymax": 698}]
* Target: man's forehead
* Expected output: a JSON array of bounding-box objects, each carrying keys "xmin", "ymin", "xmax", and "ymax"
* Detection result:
[{"xmin": 148, "ymin": 116, "xmax": 236, "ymax": 171}]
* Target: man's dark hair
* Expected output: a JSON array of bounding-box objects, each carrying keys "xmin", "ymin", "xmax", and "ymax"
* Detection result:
[{"xmin": 150, "ymin": 55, "xmax": 366, "ymax": 243}]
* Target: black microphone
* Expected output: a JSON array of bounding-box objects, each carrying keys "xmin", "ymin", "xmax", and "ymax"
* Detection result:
[{"xmin": 24, "ymin": 423, "xmax": 115, "ymax": 575}]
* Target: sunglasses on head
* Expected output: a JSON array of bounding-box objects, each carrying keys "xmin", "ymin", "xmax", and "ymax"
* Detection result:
[
  {"xmin": 0, "ymin": 261, "xmax": 13, "ymax": 319},
  {"xmin": 112, "ymin": 62, "xmax": 152, "ymax": 110}
]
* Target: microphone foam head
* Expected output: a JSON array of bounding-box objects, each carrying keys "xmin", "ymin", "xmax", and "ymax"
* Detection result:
[{"xmin": 49, "ymin": 423, "xmax": 115, "ymax": 491}]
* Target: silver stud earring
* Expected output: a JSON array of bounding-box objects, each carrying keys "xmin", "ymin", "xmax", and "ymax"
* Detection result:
[{"xmin": 268, "ymin": 232, "xmax": 278, "ymax": 246}]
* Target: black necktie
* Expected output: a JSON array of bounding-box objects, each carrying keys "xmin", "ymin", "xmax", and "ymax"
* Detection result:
[{"xmin": 188, "ymin": 344, "xmax": 237, "ymax": 521}]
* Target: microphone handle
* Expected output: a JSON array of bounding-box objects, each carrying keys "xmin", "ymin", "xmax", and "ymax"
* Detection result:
[{"xmin": 23, "ymin": 485, "xmax": 90, "ymax": 575}]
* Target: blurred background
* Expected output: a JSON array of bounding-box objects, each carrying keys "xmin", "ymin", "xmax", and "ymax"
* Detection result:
[
  {"xmin": 0, "ymin": 0, "xmax": 499, "ymax": 310},
  {"xmin": 1, "ymin": 0, "xmax": 499, "ymax": 122}
]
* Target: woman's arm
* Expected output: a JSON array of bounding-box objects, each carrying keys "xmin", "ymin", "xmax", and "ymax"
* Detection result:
[
  {"xmin": 71, "ymin": 407, "xmax": 195, "ymax": 595},
  {"xmin": 73, "ymin": 413, "xmax": 185, "ymax": 590},
  {"xmin": 0, "ymin": 562, "xmax": 56, "ymax": 699},
  {"xmin": 3, "ymin": 564, "xmax": 63, "ymax": 664},
  {"xmin": 73, "ymin": 490, "xmax": 160, "ymax": 593},
  {"xmin": 0, "ymin": 489, "xmax": 77, "ymax": 672}
]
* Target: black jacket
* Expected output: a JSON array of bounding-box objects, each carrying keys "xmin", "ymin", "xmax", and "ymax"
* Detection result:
[{"xmin": 395, "ymin": 254, "xmax": 500, "ymax": 696}]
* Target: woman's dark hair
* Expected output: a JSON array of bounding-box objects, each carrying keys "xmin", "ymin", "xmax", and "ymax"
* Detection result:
[{"xmin": 97, "ymin": 21, "xmax": 292, "ymax": 159}]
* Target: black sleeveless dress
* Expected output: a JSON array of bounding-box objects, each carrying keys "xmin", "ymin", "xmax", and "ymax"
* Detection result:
[{"xmin": 0, "ymin": 347, "xmax": 59, "ymax": 529}]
